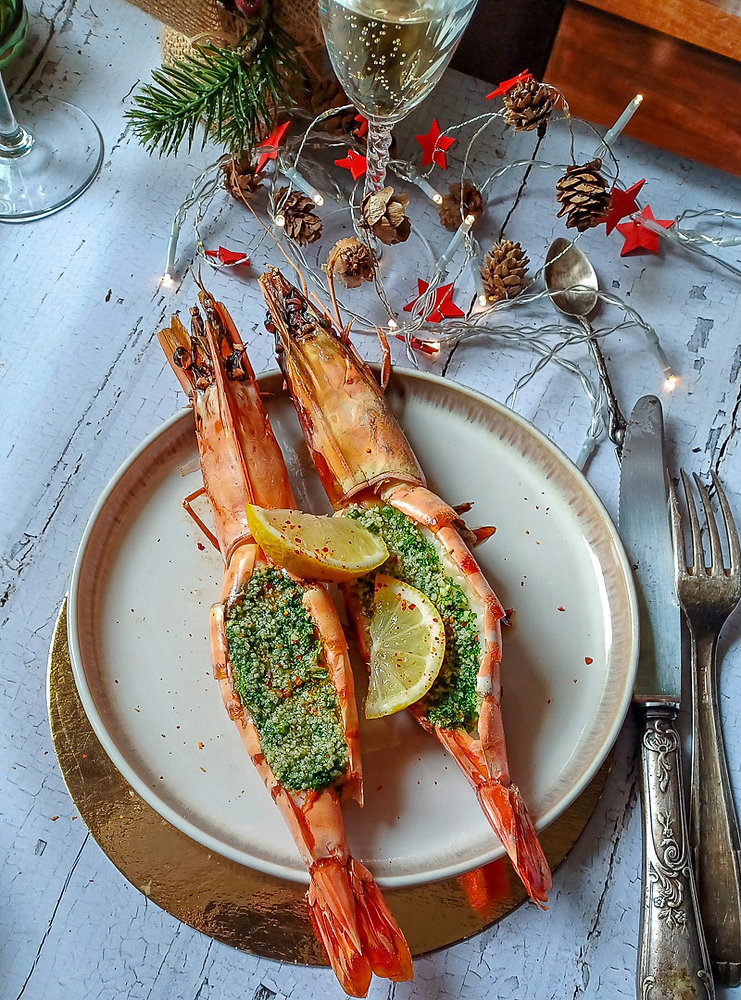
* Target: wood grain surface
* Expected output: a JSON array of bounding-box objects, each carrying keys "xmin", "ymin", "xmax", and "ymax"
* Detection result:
[{"xmin": 580, "ymin": 0, "xmax": 741, "ymax": 60}]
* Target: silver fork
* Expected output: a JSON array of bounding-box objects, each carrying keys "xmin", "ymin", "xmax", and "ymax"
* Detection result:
[{"xmin": 671, "ymin": 469, "xmax": 741, "ymax": 986}]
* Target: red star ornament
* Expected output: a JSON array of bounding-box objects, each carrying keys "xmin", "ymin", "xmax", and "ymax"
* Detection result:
[
  {"xmin": 334, "ymin": 148, "xmax": 367, "ymax": 181},
  {"xmin": 403, "ymin": 279, "xmax": 465, "ymax": 322},
  {"xmin": 255, "ymin": 120, "xmax": 290, "ymax": 171},
  {"xmin": 205, "ymin": 246, "xmax": 250, "ymax": 266},
  {"xmin": 354, "ymin": 114, "xmax": 369, "ymax": 138},
  {"xmin": 415, "ymin": 118, "xmax": 455, "ymax": 169},
  {"xmin": 394, "ymin": 333, "xmax": 438, "ymax": 355},
  {"xmin": 485, "ymin": 68, "xmax": 532, "ymax": 100},
  {"xmin": 603, "ymin": 179, "xmax": 646, "ymax": 235},
  {"xmin": 616, "ymin": 205, "xmax": 674, "ymax": 256}
]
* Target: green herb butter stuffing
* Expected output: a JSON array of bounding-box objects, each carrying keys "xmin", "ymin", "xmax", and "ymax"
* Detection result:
[
  {"xmin": 346, "ymin": 505, "xmax": 481, "ymax": 731},
  {"xmin": 224, "ymin": 567, "xmax": 349, "ymax": 791}
]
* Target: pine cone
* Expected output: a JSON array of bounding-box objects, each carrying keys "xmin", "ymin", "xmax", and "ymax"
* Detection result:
[
  {"xmin": 480, "ymin": 240, "xmax": 530, "ymax": 302},
  {"xmin": 438, "ymin": 182, "xmax": 484, "ymax": 231},
  {"xmin": 502, "ymin": 78, "xmax": 558, "ymax": 136},
  {"xmin": 360, "ymin": 186, "xmax": 411, "ymax": 245},
  {"xmin": 325, "ymin": 237, "xmax": 376, "ymax": 288},
  {"xmin": 222, "ymin": 153, "xmax": 266, "ymax": 202},
  {"xmin": 277, "ymin": 187, "xmax": 323, "ymax": 245},
  {"xmin": 555, "ymin": 159, "xmax": 611, "ymax": 232}
]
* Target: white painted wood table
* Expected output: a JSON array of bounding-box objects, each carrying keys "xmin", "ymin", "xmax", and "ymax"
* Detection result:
[{"xmin": 2, "ymin": 2, "xmax": 741, "ymax": 998}]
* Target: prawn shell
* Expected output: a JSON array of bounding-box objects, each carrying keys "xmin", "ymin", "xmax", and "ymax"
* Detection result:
[{"xmin": 259, "ymin": 268, "xmax": 425, "ymax": 507}]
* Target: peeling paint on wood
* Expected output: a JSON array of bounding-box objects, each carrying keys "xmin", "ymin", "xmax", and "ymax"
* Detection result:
[{"xmin": 1, "ymin": 1, "xmax": 740, "ymax": 999}]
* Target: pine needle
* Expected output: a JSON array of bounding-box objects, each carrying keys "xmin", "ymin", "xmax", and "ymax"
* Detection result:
[{"xmin": 126, "ymin": 22, "xmax": 301, "ymax": 157}]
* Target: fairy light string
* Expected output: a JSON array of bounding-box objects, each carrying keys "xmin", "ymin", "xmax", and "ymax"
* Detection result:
[{"xmin": 159, "ymin": 83, "xmax": 739, "ymax": 465}]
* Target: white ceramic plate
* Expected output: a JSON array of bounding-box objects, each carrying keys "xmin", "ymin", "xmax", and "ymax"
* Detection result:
[{"xmin": 68, "ymin": 369, "xmax": 638, "ymax": 888}]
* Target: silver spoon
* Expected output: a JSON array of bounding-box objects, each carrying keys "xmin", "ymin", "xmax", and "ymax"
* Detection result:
[{"xmin": 544, "ymin": 237, "xmax": 627, "ymax": 461}]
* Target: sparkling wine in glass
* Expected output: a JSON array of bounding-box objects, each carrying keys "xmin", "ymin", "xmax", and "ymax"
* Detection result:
[
  {"xmin": 0, "ymin": 50, "xmax": 103, "ymax": 222},
  {"xmin": 319, "ymin": 0, "xmax": 477, "ymax": 196}
]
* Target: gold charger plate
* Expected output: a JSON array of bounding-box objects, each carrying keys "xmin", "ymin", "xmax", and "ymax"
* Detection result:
[{"xmin": 49, "ymin": 599, "xmax": 609, "ymax": 962}]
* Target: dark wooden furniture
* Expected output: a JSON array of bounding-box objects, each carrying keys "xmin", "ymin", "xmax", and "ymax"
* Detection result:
[{"xmin": 546, "ymin": 0, "xmax": 741, "ymax": 174}]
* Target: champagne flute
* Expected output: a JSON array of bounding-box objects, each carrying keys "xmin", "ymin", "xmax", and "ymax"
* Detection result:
[
  {"xmin": 318, "ymin": 0, "xmax": 478, "ymax": 197},
  {"xmin": 0, "ymin": 5, "xmax": 103, "ymax": 223}
]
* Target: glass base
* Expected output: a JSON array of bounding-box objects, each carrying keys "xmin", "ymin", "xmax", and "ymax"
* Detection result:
[{"xmin": 0, "ymin": 94, "xmax": 103, "ymax": 223}]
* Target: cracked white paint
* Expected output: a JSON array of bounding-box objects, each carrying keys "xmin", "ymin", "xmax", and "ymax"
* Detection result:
[{"xmin": 1, "ymin": 2, "xmax": 741, "ymax": 999}]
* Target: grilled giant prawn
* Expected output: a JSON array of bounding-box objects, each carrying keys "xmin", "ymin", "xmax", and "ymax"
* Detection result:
[
  {"xmin": 259, "ymin": 267, "xmax": 552, "ymax": 908},
  {"xmin": 158, "ymin": 289, "xmax": 412, "ymax": 997}
]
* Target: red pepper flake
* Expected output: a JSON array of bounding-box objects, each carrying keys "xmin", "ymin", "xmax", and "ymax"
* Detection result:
[
  {"xmin": 573, "ymin": 678, "xmax": 578, "ymax": 683},
  {"xmin": 547, "ymin": 698, "xmax": 552, "ymax": 704},
  {"xmin": 197, "ymin": 541, "xmax": 205, "ymax": 551},
  {"xmin": 198, "ymin": 741, "xmax": 204, "ymax": 749},
  {"xmin": 557, "ymin": 606, "xmax": 565, "ymax": 612},
  {"xmin": 50, "ymin": 815, "xmax": 59, "ymax": 821},
  {"xmin": 585, "ymin": 656, "xmax": 593, "ymax": 665}
]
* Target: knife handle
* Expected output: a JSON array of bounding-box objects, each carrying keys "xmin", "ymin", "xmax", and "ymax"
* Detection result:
[
  {"xmin": 637, "ymin": 705, "xmax": 714, "ymax": 1000},
  {"xmin": 690, "ymin": 625, "xmax": 741, "ymax": 986}
]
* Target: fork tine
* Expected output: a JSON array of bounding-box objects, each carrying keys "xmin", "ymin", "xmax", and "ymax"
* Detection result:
[
  {"xmin": 694, "ymin": 472, "xmax": 723, "ymax": 574},
  {"xmin": 711, "ymin": 470, "xmax": 740, "ymax": 574},
  {"xmin": 681, "ymin": 469, "xmax": 703, "ymax": 574},
  {"xmin": 668, "ymin": 479, "xmax": 685, "ymax": 577}
]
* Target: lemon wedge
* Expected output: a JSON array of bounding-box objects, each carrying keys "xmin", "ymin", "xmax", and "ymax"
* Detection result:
[
  {"xmin": 365, "ymin": 574, "xmax": 446, "ymax": 719},
  {"xmin": 245, "ymin": 505, "xmax": 388, "ymax": 582}
]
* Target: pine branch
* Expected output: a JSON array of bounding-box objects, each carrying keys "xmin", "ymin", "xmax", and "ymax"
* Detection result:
[{"xmin": 126, "ymin": 22, "xmax": 301, "ymax": 157}]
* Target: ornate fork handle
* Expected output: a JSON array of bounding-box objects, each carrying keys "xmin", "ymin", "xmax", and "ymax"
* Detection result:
[
  {"xmin": 690, "ymin": 621, "xmax": 741, "ymax": 986},
  {"xmin": 637, "ymin": 706, "xmax": 713, "ymax": 1000}
]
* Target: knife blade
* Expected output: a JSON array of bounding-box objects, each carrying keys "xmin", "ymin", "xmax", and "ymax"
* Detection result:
[
  {"xmin": 620, "ymin": 395, "xmax": 680, "ymax": 703},
  {"xmin": 619, "ymin": 394, "xmax": 713, "ymax": 1000}
]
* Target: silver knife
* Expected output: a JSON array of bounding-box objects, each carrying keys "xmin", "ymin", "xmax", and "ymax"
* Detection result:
[{"xmin": 619, "ymin": 395, "xmax": 714, "ymax": 1000}]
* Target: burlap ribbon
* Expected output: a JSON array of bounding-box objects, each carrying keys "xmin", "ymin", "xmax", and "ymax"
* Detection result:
[{"xmin": 126, "ymin": 0, "xmax": 328, "ymax": 82}]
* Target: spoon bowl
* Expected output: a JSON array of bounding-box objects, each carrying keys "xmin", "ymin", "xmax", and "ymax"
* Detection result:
[
  {"xmin": 544, "ymin": 237, "xmax": 598, "ymax": 318},
  {"xmin": 544, "ymin": 237, "xmax": 627, "ymax": 458}
]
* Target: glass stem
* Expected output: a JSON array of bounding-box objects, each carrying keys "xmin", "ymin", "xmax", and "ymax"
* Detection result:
[
  {"xmin": 363, "ymin": 118, "xmax": 393, "ymax": 198},
  {"xmin": 0, "ymin": 70, "xmax": 33, "ymax": 157}
]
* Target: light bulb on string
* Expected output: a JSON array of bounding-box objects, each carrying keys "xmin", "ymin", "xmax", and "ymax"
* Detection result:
[
  {"xmin": 468, "ymin": 245, "xmax": 488, "ymax": 308},
  {"xmin": 594, "ymin": 94, "xmax": 643, "ymax": 156},
  {"xmin": 434, "ymin": 213, "xmax": 476, "ymax": 278},
  {"xmin": 282, "ymin": 164, "xmax": 325, "ymax": 206}
]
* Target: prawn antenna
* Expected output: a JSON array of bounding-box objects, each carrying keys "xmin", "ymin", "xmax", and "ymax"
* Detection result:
[{"xmin": 234, "ymin": 187, "xmax": 309, "ymax": 298}]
